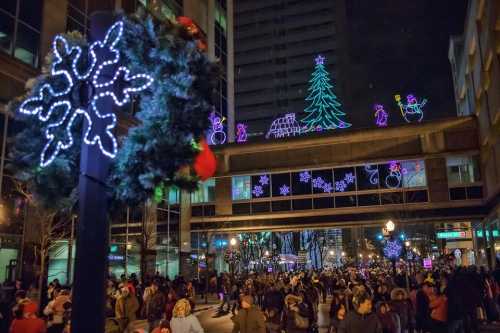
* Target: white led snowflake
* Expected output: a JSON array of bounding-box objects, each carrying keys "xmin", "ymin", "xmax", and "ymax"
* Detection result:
[
  {"xmin": 335, "ymin": 180, "xmax": 347, "ymax": 192},
  {"xmin": 322, "ymin": 182, "xmax": 333, "ymax": 193},
  {"xmin": 279, "ymin": 184, "xmax": 290, "ymax": 196},
  {"xmin": 344, "ymin": 172, "xmax": 355, "ymax": 184},
  {"xmin": 19, "ymin": 21, "xmax": 154, "ymax": 167},
  {"xmin": 312, "ymin": 177, "xmax": 325, "ymax": 189},
  {"xmin": 299, "ymin": 171, "xmax": 311, "ymax": 183},
  {"xmin": 252, "ymin": 185, "xmax": 264, "ymax": 197},
  {"xmin": 259, "ymin": 175, "xmax": 269, "ymax": 186}
]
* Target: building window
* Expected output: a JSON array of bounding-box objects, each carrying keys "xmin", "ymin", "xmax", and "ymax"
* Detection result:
[
  {"xmin": 0, "ymin": 0, "xmax": 42, "ymax": 67},
  {"xmin": 402, "ymin": 160, "xmax": 426, "ymax": 187},
  {"xmin": 191, "ymin": 178, "xmax": 215, "ymax": 203},
  {"xmin": 232, "ymin": 176, "xmax": 251, "ymax": 200},
  {"xmin": 167, "ymin": 187, "xmax": 180, "ymax": 204},
  {"xmin": 67, "ymin": 0, "xmax": 115, "ymax": 35},
  {"xmin": 446, "ymin": 156, "xmax": 480, "ymax": 185},
  {"xmin": 137, "ymin": 0, "xmax": 183, "ymax": 21}
]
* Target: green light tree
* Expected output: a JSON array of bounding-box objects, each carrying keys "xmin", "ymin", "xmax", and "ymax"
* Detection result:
[{"xmin": 302, "ymin": 55, "xmax": 351, "ymax": 131}]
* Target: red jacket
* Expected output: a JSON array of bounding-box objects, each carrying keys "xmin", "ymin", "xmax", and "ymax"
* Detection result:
[
  {"xmin": 429, "ymin": 295, "xmax": 448, "ymax": 322},
  {"xmin": 10, "ymin": 318, "xmax": 46, "ymax": 333}
]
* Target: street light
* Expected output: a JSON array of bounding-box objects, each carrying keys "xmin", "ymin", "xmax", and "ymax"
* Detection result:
[
  {"xmin": 329, "ymin": 250, "xmax": 335, "ymax": 256},
  {"xmin": 359, "ymin": 253, "xmax": 363, "ymax": 258},
  {"xmin": 230, "ymin": 237, "xmax": 237, "ymax": 246},
  {"xmin": 341, "ymin": 251, "xmax": 346, "ymax": 257},
  {"xmin": 405, "ymin": 241, "xmax": 410, "ymax": 247},
  {"xmin": 264, "ymin": 250, "xmax": 270, "ymax": 256},
  {"xmin": 386, "ymin": 220, "xmax": 395, "ymax": 232}
]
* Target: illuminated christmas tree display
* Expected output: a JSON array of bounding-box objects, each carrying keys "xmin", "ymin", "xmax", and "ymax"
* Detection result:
[{"xmin": 302, "ymin": 55, "xmax": 351, "ymax": 132}]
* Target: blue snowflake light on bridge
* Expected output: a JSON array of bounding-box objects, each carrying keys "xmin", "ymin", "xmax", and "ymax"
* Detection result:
[
  {"xmin": 312, "ymin": 177, "xmax": 325, "ymax": 189},
  {"xmin": 259, "ymin": 174, "xmax": 269, "ymax": 186},
  {"xmin": 18, "ymin": 21, "xmax": 154, "ymax": 167},
  {"xmin": 299, "ymin": 171, "xmax": 311, "ymax": 183},
  {"xmin": 335, "ymin": 180, "xmax": 347, "ymax": 192},
  {"xmin": 252, "ymin": 185, "xmax": 264, "ymax": 197},
  {"xmin": 279, "ymin": 184, "xmax": 290, "ymax": 196},
  {"xmin": 384, "ymin": 240, "xmax": 403, "ymax": 259},
  {"xmin": 322, "ymin": 182, "xmax": 333, "ymax": 193},
  {"xmin": 344, "ymin": 172, "xmax": 355, "ymax": 184}
]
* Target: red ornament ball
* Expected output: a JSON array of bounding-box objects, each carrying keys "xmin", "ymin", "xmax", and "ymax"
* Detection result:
[{"xmin": 193, "ymin": 139, "xmax": 217, "ymax": 181}]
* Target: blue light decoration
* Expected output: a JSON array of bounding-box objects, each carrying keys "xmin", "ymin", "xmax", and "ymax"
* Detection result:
[
  {"xmin": 266, "ymin": 113, "xmax": 302, "ymax": 139},
  {"xmin": 383, "ymin": 240, "xmax": 403, "ymax": 259},
  {"xmin": 252, "ymin": 185, "xmax": 264, "ymax": 197},
  {"xmin": 399, "ymin": 233, "xmax": 406, "ymax": 240},
  {"xmin": 236, "ymin": 123, "xmax": 247, "ymax": 143},
  {"xmin": 374, "ymin": 104, "xmax": 388, "ymax": 127},
  {"xmin": 208, "ymin": 111, "xmax": 227, "ymax": 145},
  {"xmin": 19, "ymin": 21, "xmax": 154, "ymax": 167},
  {"xmin": 279, "ymin": 184, "xmax": 290, "ymax": 196},
  {"xmin": 335, "ymin": 172, "xmax": 356, "ymax": 192},
  {"xmin": 312, "ymin": 177, "xmax": 325, "ymax": 189},
  {"xmin": 301, "ymin": 55, "xmax": 351, "ymax": 132},
  {"xmin": 395, "ymin": 94, "xmax": 428, "ymax": 123},
  {"xmin": 322, "ymin": 182, "xmax": 333, "ymax": 193},
  {"xmin": 299, "ymin": 171, "xmax": 311, "ymax": 183},
  {"xmin": 259, "ymin": 174, "xmax": 269, "ymax": 186},
  {"xmin": 376, "ymin": 234, "xmax": 384, "ymax": 241},
  {"xmin": 364, "ymin": 164, "xmax": 379, "ymax": 185}
]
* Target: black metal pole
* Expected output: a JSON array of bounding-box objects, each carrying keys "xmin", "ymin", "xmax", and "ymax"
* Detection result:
[{"xmin": 71, "ymin": 12, "xmax": 117, "ymax": 333}]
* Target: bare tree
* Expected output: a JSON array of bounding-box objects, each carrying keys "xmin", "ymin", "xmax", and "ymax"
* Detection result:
[{"xmin": 13, "ymin": 180, "xmax": 73, "ymax": 309}]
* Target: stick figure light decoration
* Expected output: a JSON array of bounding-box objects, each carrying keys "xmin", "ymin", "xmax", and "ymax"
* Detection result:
[
  {"xmin": 19, "ymin": 21, "xmax": 154, "ymax": 167},
  {"xmin": 236, "ymin": 123, "xmax": 247, "ymax": 143},
  {"xmin": 395, "ymin": 94, "xmax": 428, "ymax": 123},
  {"xmin": 208, "ymin": 111, "xmax": 227, "ymax": 145},
  {"xmin": 374, "ymin": 104, "xmax": 388, "ymax": 127}
]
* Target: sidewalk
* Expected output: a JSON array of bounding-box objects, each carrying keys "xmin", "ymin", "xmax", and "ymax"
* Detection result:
[{"xmin": 193, "ymin": 294, "xmax": 220, "ymax": 313}]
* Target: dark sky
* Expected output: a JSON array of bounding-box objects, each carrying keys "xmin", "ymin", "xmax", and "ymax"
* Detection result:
[{"xmin": 341, "ymin": 0, "xmax": 468, "ymax": 129}]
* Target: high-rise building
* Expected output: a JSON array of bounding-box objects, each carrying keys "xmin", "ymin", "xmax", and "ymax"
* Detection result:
[
  {"xmin": 234, "ymin": 0, "xmax": 348, "ymax": 136},
  {"xmin": 448, "ymin": 0, "xmax": 500, "ymax": 266}
]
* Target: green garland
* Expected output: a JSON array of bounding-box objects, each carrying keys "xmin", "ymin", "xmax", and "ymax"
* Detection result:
[{"xmin": 8, "ymin": 12, "xmax": 218, "ymax": 208}]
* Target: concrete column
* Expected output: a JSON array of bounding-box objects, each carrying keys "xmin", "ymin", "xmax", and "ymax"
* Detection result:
[
  {"xmin": 179, "ymin": 190, "xmax": 192, "ymax": 276},
  {"xmin": 206, "ymin": 0, "xmax": 216, "ymax": 61},
  {"xmin": 40, "ymin": 0, "xmax": 68, "ymax": 58},
  {"xmin": 143, "ymin": 200, "xmax": 158, "ymax": 276},
  {"xmin": 226, "ymin": 0, "xmax": 235, "ymax": 142},
  {"xmin": 215, "ymin": 177, "xmax": 232, "ymax": 215}
]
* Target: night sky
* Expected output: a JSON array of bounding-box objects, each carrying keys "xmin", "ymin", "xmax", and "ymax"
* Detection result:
[{"xmin": 340, "ymin": 0, "xmax": 469, "ymax": 129}]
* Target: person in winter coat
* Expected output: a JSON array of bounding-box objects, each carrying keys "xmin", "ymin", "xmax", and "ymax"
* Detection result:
[
  {"xmin": 375, "ymin": 302, "xmax": 400, "ymax": 333},
  {"xmin": 9, "ymin": 302, "xmax": 46, "ymax": 333},
  {"xmin": 115, "ymin": 286, "xmax": 140, "ymax": 332},
  {"xmin": 389, "ymin": 288, "xmax": 412, "ymax": 333},
  {"xmin": 329, "ymin": 301, "xmax": 346, "ymax": 333},
  {"xmin": 232, "ymin": 295, "xmax": 266, "ymax": 333},
  {"xmin": 43, "ymin": 289, "xmax": 71, "ymax": 333},
  {"xmin": 165, "ymin": 289, "xmax": 178, "ymax": 322},
  {"xmin": 282, "ymin": 294, "xmax": 310, "ymax": 333},
  {"xmin": 142, "ymin": 280, "xmax": 166, "ymax": 328},
  {"xmin": 426, "ymin": 286, "xmax": 447, "ymax": 333},
  {"xmin": 170, "ymin": 298, "xmax": 204, "ymax": 333},
  {"xmin": 338, "ymin": 290, "xmax": 383, "ymax": 333}
]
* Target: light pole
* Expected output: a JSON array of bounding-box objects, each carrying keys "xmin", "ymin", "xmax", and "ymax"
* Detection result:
[{"xmin": 383, "ymin": 220, "xmax": 397, "ymax": 276}]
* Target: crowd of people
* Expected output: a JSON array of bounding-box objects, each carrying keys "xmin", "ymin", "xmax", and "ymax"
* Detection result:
[{"xmin": 0, "ymin": 261, "xmax": 499, "ymax": 333}]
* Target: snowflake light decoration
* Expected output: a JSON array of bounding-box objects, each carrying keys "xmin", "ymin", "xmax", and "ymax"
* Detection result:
[
  {"xmin": 312, "ymin": 177, "xmax": 325, "ymax": 189},
  {"xmin": 322, "ymin": 182, "xmax": 333, "ymax": 193},
  {"xmin": 252, "ymin": 185, "xmax": 264, "ymax": 197},
  {"xmin": 344, "ymin": 172, "xmax": 355, "ymax": 184},
  {"xmin": 19, "ymin": 21, "xmax": 154, "ymax": 167},
  {"xmin": 335, "ymin": 180, "xmax": 347, "ymax": 192},
  {"xmin": 279, "ymin": 184, "xmax": 290, "ymax": 196},
  {"xmin": 259, "ymin": 175, "xmax": 269, "ymax": 186},
  {"xmin": 299, "ymin": 171, "xmax": 311, "ymax": 183},
  {"xmin": 383, "ymin": 240, "xmax": 403, "ymax": 259}
]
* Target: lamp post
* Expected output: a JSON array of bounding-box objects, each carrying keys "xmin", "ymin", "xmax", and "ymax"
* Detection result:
[{"xmin": 383, "ymin": 220, "xmax": 397, "ymax": 276}]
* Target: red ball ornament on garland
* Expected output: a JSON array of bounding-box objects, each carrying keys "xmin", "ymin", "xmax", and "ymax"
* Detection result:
[{"xmin": 193, "ymin": 139, "xmax": 217, "ymax": 181}]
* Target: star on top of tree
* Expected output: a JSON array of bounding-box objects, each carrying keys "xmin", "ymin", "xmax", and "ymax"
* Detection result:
[{"xmin": 315, "ymin": 55, "xmax": 325, "ymax": 65}]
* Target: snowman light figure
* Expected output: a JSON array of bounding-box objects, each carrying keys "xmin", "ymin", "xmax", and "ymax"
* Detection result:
[
  {"xmin": 209, "ymin": 111, "xmax": 227, "ymax": 145},
  {"xmin": 395, "ymin": 94, "xmax": 427, "ymax": 123}
]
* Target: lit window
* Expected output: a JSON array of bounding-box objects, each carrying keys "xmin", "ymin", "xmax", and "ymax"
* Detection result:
[
  {"xmin": 232, "ymin": 176, "xmax": 251, "ymax": 200},
  {"xmin": 168, "ymin": 187, "xmax": 180, "ymax": 204},
  {"xmin": 446, "ymin": 156, "xmax": 480, "ymax": 185},
  {"xmin": 402, "ymin": 160, "xmax": 426, "ymax": 187},
  {"xmin": 191, "ymin": 179, "xmax": 215, "ymax": 203}
]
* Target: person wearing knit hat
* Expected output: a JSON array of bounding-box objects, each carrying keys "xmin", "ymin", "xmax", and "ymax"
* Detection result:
[
  {"xmin": 231, "ymin": 294, "xmax": 266, "ymax": 333},
  {"xmin": 170, "ymin": 298, "xmax": 204, "ymax": 333}
]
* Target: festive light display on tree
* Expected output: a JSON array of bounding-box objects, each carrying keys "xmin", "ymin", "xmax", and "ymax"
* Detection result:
[
  {"xmin": 383, "ymin": 240, "xmax": 403, "ymax": 259},
  {"xmin": 299, "ymin": 171, "xmax": 311, "ymax": 183},
  {"xmin": 374, "ymin": 104, "xmax": 388, "ymax": 127},
  {"xmin": 279, "ymin": 184, "xmax": 290, "ymax": 196},
  {"xmin": 301, "ymin": 55, "xmax": 351, "ymax": 132},
  {"xmin": 395, "ymin": 94, "xmax": 428, "ymax": 123},
  {"xmin": 19, "ymin": 21, "xmax": 154, "ymax": 167},
  {"xmin": 208, "ymin": 111, "xmax": 227, "ymax": 145},
  {"xmin": 236, "ymin": 123, "xmax": 247, "ymax": 143},
  {"xmin": 364, "ymin": 164, "xmax": 379, "ymax": 185},
  {"xmin": 266, "ymin": 113, "xmax": 302, "ymax": 139}
]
